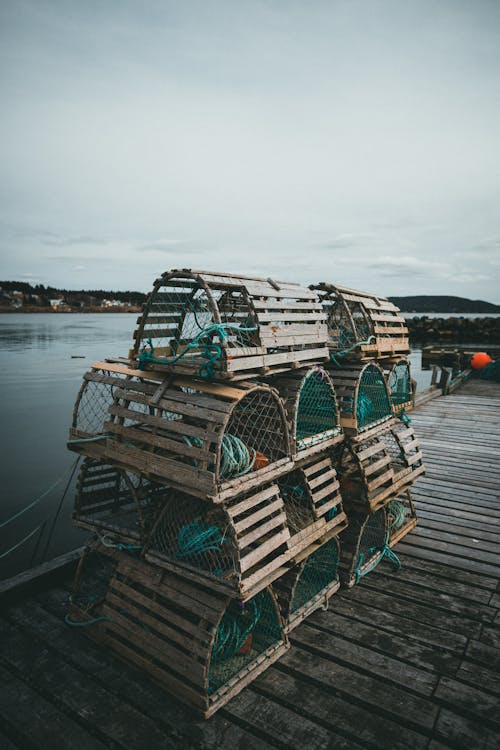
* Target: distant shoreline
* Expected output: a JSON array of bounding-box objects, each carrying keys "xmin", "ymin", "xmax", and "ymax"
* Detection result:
[
  {"xmin": 1, "ymin": 308, "xmax": 499, "ymax": 316},
  {"xmin": 0, "ymin": 307, "xmax": 141, "ymax": 314}
]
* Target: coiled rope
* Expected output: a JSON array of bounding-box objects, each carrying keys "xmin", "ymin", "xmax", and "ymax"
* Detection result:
[
  {"xmin": 220, "ymin": 434, "xmax": 256, "ymax": 479},
  {"xmin": 183, "ymin": 433, "xmax": 257, "ymax": 479},
  {"xmin": 138, "ymin": 322, "xmax": 258, "ymax": 380},
  {"xmin": 387, "ymin": 500, "xmax": 406, "ymax": 531}
]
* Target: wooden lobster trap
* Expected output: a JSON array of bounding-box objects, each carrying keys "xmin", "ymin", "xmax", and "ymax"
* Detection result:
[
  {"xmin": 387, "ymin": 490, "xmax": 418, "ymax": 547},
  {"xmin": 142, "ymin": 455, "xmax": 347, "ymax": 601},
  {"xmin": 328, "ymin": 361, "xmax": 394, "ymax": 436},
  {"xmin": 338, "ymin": 507, "xmax": 400, "ymax": 588},
  {"xmin": 278, "ymin": 455, "xmax": 348, "ymax": 558},
  {"xmin": 130, "ymin": 269, "xmax": 329, "ymax": 380},
  {"xmin": 67, "ymin": 543, "xmax": 288, "ymax": 719},
  {"xmin": 310, "ymin": 282, "xmax": 409, "ymax": 361},
  {"xmin": 266, "ymin": 366, "xmax": 343, "ymax": 461},
  {"xmin": 143, "ymin": 482, "xmax": 291, "ymax": 600},
  {"xmin": 384, "ymin": 358, "xmax": 414, "ymax": 413},
  {"xmin": 73, "ymin": 458, "xmax": 168, "ymax": 546},
  {"xmin": 68, "ymin": 362, "xmax": 292, "ymax": 503},
  {"xmin": 337, "ymin": 419, "xmax": 425, "ymax": 513},
  {"xmin": 272, "ymin": 538, "xmax": 340, "ymax": 633}
]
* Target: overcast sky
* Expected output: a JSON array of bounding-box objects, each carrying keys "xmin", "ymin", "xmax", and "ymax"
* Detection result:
[{"xmin": 1, "ymin": 1, "xmax": 499, "ymax": 301}]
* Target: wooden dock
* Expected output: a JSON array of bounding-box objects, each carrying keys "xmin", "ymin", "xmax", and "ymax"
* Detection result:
[{"xmin": 1, "ymin": 378, "xmax": 499, "ymax": 749}]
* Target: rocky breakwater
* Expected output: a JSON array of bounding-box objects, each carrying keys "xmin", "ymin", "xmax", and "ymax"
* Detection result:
[{"xmin": 407, "ymin": 316, "xmax": 500, "ymax": 344}]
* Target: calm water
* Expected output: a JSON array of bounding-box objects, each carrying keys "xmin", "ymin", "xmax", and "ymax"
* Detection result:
[{"xmin": 0, "ymin": 313, "xmax": 437, "ymax": 579}]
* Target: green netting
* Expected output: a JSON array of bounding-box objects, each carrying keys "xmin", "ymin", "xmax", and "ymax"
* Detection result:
[
  {"xmin": 356, "ymin": 365, "xmax": 392, "ymax": 429},
  {"xmin": 147, "ymin": 492, "xmax": 238, "ymax": 581},
  {"xmin": 223, "ymin": 389, "xmax": 289, "ymax": 471},
  {"xmin": 208, "ymin": 589, "xmax": 282, "ymax": 694},
  {"xmin": 289, "ymin": 540, "xmax": 339, "ymax": 613},
  {"xmin": 279, "ymin": 473, "xmax": 315, "ymax": 534},
  {"xmin": 324, "ymin": 297, "xmax": 372, "ymax": 351},
  {"xmin": 388, "ymin": 361, "xmax": 411, "ymax": 407},
  {"xmin": 137, "ymin": 278, "xmax": 258, "ymax": 367},
  {"xmin": 76, "ymin": 459, "xmax": 166, "ymax": 542},
  {"xmin": 387, "ymin": 495, "xmax": 415, "ymax": 543},
  {"xmin": 355, "ymin": 508, "xmax": 386, "ymax": 574},
  {"xmin": 296, "ymin": 370, "xmax": 338, "ymax": 448}
]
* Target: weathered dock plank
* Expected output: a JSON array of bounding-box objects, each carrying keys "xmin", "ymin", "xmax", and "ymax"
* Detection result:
[{"xmin": 0, "ymin": 378, "xmax": 499, "ymax": 748}]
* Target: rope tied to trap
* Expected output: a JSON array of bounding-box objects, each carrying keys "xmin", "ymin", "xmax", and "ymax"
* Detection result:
[
  {"xmin": 138, "ymin": 321, "xmax": 258, "ymax": 380},
  {"xmin": 354, "ymin": 531, "xmax": 401, "ymax": 584}
]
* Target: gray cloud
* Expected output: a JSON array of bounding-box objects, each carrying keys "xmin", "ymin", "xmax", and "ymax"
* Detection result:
[
  {"xmin": 1, "ymin": 1, "xmax": 500, "ymax": 301},
  {"xmin": 42, "ymin": 234, "xmax": 107, "ymax": 247}
]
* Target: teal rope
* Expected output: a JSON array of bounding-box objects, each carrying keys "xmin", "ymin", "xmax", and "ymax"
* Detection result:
[
  {"xmin": 398, "ymin": 408, "xmax": 412, "ymax": 425},
  {"xmin": 354, "ymin": 532, "xmax": 401, "ymax": 583},
  {"xmin": 138, "ymin": 322, "xmax": 258, "ymax": 380},
  {"xmin": 212, "ymin": 596, "xmax": 262, "ymax": 662},
  {"xmin": 356, "ymin": 392, "xmax": 374, "ymax": 424},
  {"xmin": 99, "ymin": 534, "xmax": 142, "ymax": 552},
  {"xmin": 220, "ymin": 434, "xmax": 256, "ymax": 479},
  {"xmin": 67, "ymin": 434, "xmax": 113, "ymax": 444},
  {"xmin": 330, "ymin": 335, "xmax": 376, "ymax": 367},
  {"xmin": 176, "ymin": 522, "xmax": 226, "ymax": 558},
  {"xmin": 64, "ymin": 614, "xmax": 111, "ymax": 627}
]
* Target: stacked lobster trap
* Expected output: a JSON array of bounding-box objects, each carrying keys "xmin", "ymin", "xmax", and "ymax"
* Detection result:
[
  {"xmin": 310, "ymin": 282, "xmax": 423, "ymax": 586},
  {"xmin": 66, "ymin": 270, "xmax": 351, "ymax": 717},
  {"xmin": 65, "ymin": 270, "xmax": 424, "ymax": 714}
]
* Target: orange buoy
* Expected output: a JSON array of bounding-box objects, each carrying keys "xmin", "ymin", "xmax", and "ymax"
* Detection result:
[
  {"xmin": 470, "ymin": 352, "xmax": 493, "ymax": 370},
  {"xmin": 252, "ymin": 450, "xmax": 269, "ymax": 470}
]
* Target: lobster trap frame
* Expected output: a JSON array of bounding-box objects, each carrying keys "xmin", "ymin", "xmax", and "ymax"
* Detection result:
[
  {"xmin": 328, "ymin": 361, "xmax": 394, "ymax": 436},
  {"xmin": 310, "ymin": 282, "xmax": 410, "ymax": 360},
  {"xmin": 387, "ymin": 490, "xmax": 418, "ymax": 547},
  {"xmin": 130, "ymin": 269, "xmax": 329, "ymax": 380},
  {"xmin": 67, "ymin": 544, "xmax": 288, "ymax": 718},
  {"xmin": 73, "ymin": 458, "xmax": 168, "ymax": 545},
  {"xmin": 337, "ymin": 418, "xmax": 425, "ymax": 513},
  {"xmin": 384, "ymin": 358, "xmax": 414, "ymax": 413},
  {"xmin": 142, "ymin": 455, "xmax": 347, "ymax": 601},
  {"xmin": 273, "ymin": 537, "xmax": 340, "ymax": 633},
  {"xmin": 267, "ymin": 366, "xmax": 343, "ymax": 462},
  {"xmin": 338, "ymin": 507, "xmax": 390, "ymax": 588},
  {"xmin": 68, "ymin": 362, "xmax": 292, "ymax": 503}
]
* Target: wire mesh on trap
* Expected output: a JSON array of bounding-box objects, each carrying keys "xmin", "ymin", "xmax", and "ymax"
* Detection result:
[
  {"xmin": 278, "ymin": 471, "xmax": 316, "ymax": 535},
  {"xmin": 67, "ymin": 542, "xmax": 119, "ymax": 626},
  {"xmin": 338, "ymin": 507, "xmax": 388, "ymax": 587},
  {"xmin": 310, "ymin": 283, "xmax": 410, "ymax": 359},
  {"xmin": 134, "ymin": 274, "xmax": 259, "ymax": 367},
  {"xmin": 386, "ymin": 359, "xmax": 412, "ymax": 412},
  {"xmin": 208, "ymin": 588, "xmax": 284, "ymax": 696},
  {"xmin": 356, "ymin": 364, "xmax": 394, "ymax": 430},
  {"xmin": 295, "ymin": 369, "xmax": 339, "ymax": 447},
  {"xmin": 131, "ymin": 270, "xmax": 329, "ymax": 379},
  {"xmin": 387, "ymin": 490, "xmax": 417, "ymax": 546},
  {"xmin": 143, "ymin": 481, "xmax": 293, "ymax": 599},
  {"xmin": 290, "ymin": 538, "xmax": 340, "ymax": 613},
  {"xmin": 145, "ymin": 490, "xmax": 238, "ymax": 584},
  {"xmin": 68, "ymin": 371, "xmax": 292, "ymax": 502},
  {"xmin": 73, "ymin": 458, "xmax": 167, "ymax": 544},
  {"xmin": 72, "ymin": 370, "xmax": 129, "ymax": 437},
  {"xmin": 337, "ymin": 419, "xmax": 424, "ymax": 513},
  {"xmin": 265, "ymin": 367, "xmax": 343, "ymax": 460},
  {"xmin": 328, "ymin": 361, "xmax": 393, "ymax": 436}
]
